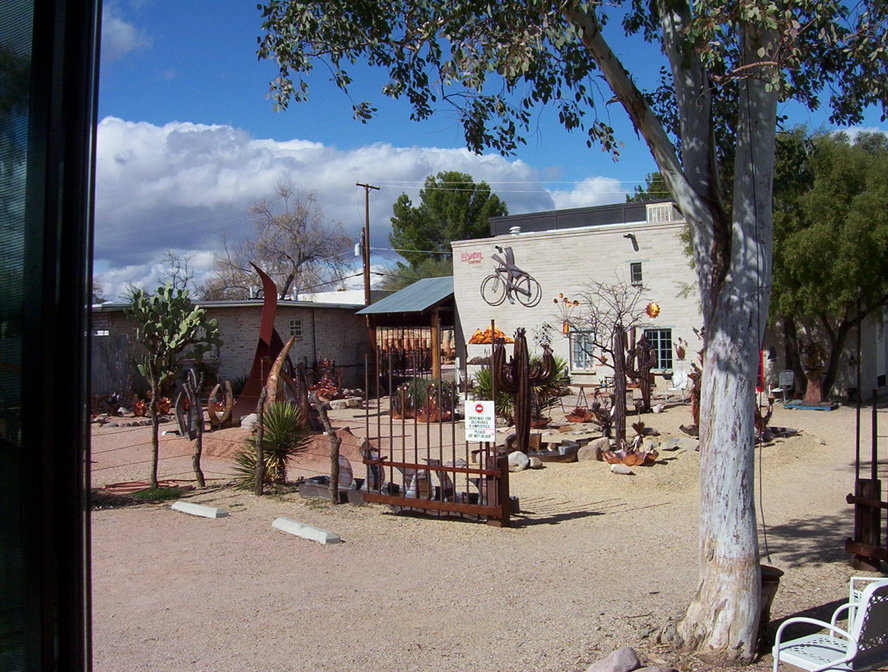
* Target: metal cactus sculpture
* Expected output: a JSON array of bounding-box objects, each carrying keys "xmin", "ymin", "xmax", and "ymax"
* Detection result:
[
  {"xmin": 492, "ymin": 327, "xmax": 556, "ymax": 455},
  {"xmin": 626, "ymin": 328, "xmax": 656, "ymax": 413}
]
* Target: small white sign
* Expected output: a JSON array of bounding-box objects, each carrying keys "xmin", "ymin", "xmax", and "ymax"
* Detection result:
[{"xmin": 464, "ymin": 400, "xmax": 496, "ymax": 442}]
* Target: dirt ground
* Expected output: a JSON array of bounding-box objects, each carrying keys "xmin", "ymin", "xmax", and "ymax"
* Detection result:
[{"xmin": 91, "ymin": 397, "xmax": 885, "ymax": 672}]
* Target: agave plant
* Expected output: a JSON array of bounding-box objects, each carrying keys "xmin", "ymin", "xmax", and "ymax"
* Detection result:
[
  {"xmin": 472, "ymin": 354, "xmax": 567, "ymax": 425},
  {"xmin": 471, "ymin": 366, "xmax": 515, "ymax": 424},
  {"xmin": 232, "ymin": 401, "xmax": 310, "ymax": 488}
]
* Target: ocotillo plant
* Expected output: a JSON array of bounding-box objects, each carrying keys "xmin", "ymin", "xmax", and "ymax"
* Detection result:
[{"xmin": 492, "ymin": 328, "xmax": 556, "ymax": 455}]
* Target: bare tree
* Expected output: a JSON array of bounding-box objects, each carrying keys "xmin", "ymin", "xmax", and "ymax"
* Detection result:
[
  {"xmin": 162, "ymin": 250, "xmax": 194, "ymax": 291},
  {"xmin": 567, "ymin": 278, "xmax": 652, "ymax": 363},
  {"xmin": 200, "ymin": 185, "xmax": 350, "ymax": 300}
]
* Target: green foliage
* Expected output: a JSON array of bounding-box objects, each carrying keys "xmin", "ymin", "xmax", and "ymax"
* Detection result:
[
  {"xmin": 626, "ymin": 173, "xmax": 671, "ymax": 203},
  {"xmin": 771, "ymin": 130, "xmax": 888, "ymax": 395},
  {"xmin": 389, "ymin": 171, "xmax": 507, "ymax": 270},
  {"xmin": 232, "ymin": 402, "xmax": 310, "ymax": 488},
  {"xmin": 379, "ymin": 257, "xmax": 453, "ymax": 291},
  {"xmin": 390, "ymin": 377, "xmax": 458, "ymax": 418},
  {"xmin": 126, "ymin": 284, "xmax": 222, "ymax": 391},
  {"xmin": 472, "ymin": 354, "xmax": 567, "ymax": 424},
  {"xmin": 471, "ymin": 366, "xmax": 515, "ymax": 424},
  {"xmin": 258, "ymin": 1, "xmax": 885, "ymax": 161},
  {"xmin": 533, "ymin": 355, "xmax": 569, "ymax": 416},
  {"xmin": 772, "ymin": 130, "xmax": 888, "ymax": 322}
]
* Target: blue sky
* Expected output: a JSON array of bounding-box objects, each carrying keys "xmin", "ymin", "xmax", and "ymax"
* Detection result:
[{"xmin": 94, "ymin": 0, "xmax": 887, "ymax": 300}]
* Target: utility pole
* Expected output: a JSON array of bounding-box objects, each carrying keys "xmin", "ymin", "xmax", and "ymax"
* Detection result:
[{"xmin": 356, "ymin": 182, "xmax": 379, "ymax": 306}]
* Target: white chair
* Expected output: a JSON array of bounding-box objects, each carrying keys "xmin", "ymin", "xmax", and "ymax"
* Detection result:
[
  {"xmin": 773, "ymin": 578, "xmax": 888, "ymax": 672},
  {"xmin": 666, "ymin": 370, "xmax": 690, "ymax": 401},
  {"xmin": 771, "ymin": 370, "xmax": 795, "ymax": 403},
  {"xmin": 846, "ymin": 577, "xmax": 887, "ymax": 624}
]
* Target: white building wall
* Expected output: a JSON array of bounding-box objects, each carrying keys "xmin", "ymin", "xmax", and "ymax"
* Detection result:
[{"xmin": 452, "ymin": 217, "xmax": 703, "ymax": 385}]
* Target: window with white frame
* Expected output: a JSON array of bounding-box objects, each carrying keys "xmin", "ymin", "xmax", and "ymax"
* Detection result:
[
  {"xmin": 570, "ymin": 331, "xmax": 596, "ymax": 371},
  {"xmin": 643, "ymin": 328, "xmax": 673, "ymax": 371},
  {"xmin": 630, "ymin": 261, "xmax": 643, "ymax": 285},
  {"xmin": 289, "ymin": 318, "xmax": 303, "ymax": 340},
  {"xmin": 646, "ymin": 202, "xmax": 677, "ymax": 224}
]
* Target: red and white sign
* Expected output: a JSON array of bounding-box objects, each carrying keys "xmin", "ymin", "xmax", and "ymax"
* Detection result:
[
  {"xmin": 464, "ymin": 400, "xmax": 496, "ymax": 442},
  {"xmin": 460, "ymin": 251, "xmax": 484, "ymax": 264}
]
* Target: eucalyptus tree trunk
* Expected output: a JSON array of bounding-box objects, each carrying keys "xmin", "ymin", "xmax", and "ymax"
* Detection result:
[{"xmin": 670, "ymin": 27, "xmax": 778, "ymax": 662}]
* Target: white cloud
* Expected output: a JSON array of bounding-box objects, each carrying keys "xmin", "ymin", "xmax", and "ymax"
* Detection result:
[
  {"xmin": 94, "ymin": 117, "xmax": 626, "ymax": 299},
  {"xmin": 548, "ymin": 176, "xmax": 626, "ymax": 210},
  {"xmin": 101, "ymin": 3, "xmax": 151, "ymax": 62}
]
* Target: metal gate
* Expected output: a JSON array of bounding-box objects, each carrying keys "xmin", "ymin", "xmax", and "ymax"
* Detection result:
[
  {"xmin": 846, "ymin": 389, "xmax": 887, "ymax": 568},
  {"xmin": 360, "ymin": 345, "xmax": 512, "ymax": 527}
]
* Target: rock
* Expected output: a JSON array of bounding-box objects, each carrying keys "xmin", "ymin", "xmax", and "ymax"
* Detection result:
[
  {"xmin": 642, "ymin": 435, "xmax": 660, "ymax": 451},
  {"xmin": 528, "ymin": 456, "xmax": 544, "ymax": 469},
  {"xmin": 661, "ymin": 437, "xmax": 698, "ymax": 452},
  {"xmin": 610, "ymin": 463, "xmax": 634, "ymax": 475},
  {"xmin": 508, "ymin": 451, "xmax": 529, "ymax": 472},
  {"xmin": 240, "ymin": 413, "xmax": 258, "ymax": 428},
  {"xmin": 328, "ymin": 396, "xmax": 362, "ymax": 410},
  {"xmin": 578, "ymin": 436, "xmax": 611, "ymax": 461},
  {"xmin": 105, "ymin": 422, "xmax": 119, "ymax": 428},
  {"xmin": 116, "ymin": 407, "xmax": 128, "ymax": 415},
  {"xmin": 653, "ymin": 403, "xmax": 665, "ymax": 413},
  {"xmin": 585, "ymin": 646, "xmax": 642, "ymax": 672}
]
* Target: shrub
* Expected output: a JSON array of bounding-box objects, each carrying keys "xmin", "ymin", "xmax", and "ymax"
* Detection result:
[{"xmin": 232, "ymin": 401, "xmax": 310, "ymax": 488}]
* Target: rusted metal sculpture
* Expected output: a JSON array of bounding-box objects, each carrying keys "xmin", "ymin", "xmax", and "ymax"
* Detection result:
[
  {"xmin": 492, "ymin": 327, "xmax": 556, "ymax": 455},
  {"xmin": 626, "ymin": 328, "xmax": 655, "ymax": 412},
  {"xmin": 308, "ymin": 358, "xmax": 344, "ymax": 401},
  {"xmin": 611, "ymin": 325, "xmax": 628, "ymax": 447},
  {"xmin": 206, "ymin": 380, "xmax": 234, "ymax": 429},
  {"xmin": 230, "ymin": 264, "xmax": 297, "ymax": 422}
]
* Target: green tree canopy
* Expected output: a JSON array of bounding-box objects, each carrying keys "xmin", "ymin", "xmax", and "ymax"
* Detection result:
[
  {"xmin": 626, "ymin": 172, "xmax": 671, "ymax": 202},
  {"xmin": 389, "ymin": 171, "xmax": 507, "ymax": 270},
  {"xmin": 772, "ymin": 130, "xmax": 888, "ymax": 396}
]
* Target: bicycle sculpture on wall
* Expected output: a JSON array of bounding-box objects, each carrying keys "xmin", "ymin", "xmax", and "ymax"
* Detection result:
[{"xmin": 480, "ymin": 245, "xmax": 542, "ymax": 307}]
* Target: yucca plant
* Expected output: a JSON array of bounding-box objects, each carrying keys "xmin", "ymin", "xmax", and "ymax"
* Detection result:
[{"xmin": 232, "ymin": 401, "xmax": 310, "ymax": 488}]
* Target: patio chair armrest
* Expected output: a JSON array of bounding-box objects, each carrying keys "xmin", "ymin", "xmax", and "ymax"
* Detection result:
[
  {"xmin": 774, "ymin": 617, "xmax": 852, "ymax": 648},
  {"xmin": 830, "ymin": 602, "xmax": 852, "ymax": 628}
]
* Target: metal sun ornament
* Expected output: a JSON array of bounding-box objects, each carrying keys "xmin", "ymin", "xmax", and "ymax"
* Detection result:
[
  {"xmin": 645, "ymin": 302, "xmax": 661, "ymax": 319},
  {"xmin": 553, "ymin": 293, "xmax": 580, "ymax": 334}
]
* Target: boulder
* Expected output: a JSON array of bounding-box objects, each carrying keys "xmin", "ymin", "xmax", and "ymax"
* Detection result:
[
  {"xmin": 240, "ymin": 413, "xmax": 258, "ymax": 428},
  {"xmin": 585, "ymin": 646, "xmax": 641, "ymax": 672},
  {"xmin": 610, "ymin": 463, "xmax": 634, "ymax": 475},
  {"xmin": 578, "ymin": 436, "xmax": 610, "ymax": 461},
  {"xmin": 328, "ymin": 396, "xmax": 363, "ymax": 410},
  {"xmin": 528, "ymin": 456, "xmax": 544, "ymax": 469},
  {"xmin": 661, "ymin": 437, "xmax": 698, "ymax": 452},
  {"xmin": 508, "ymin": 451, "xmax": 530, "ymax": 472}
]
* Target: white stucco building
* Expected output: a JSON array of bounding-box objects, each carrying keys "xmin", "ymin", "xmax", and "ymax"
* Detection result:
[{"xmin": 451, "ymin": 200, "xmax": 704, "ymax": 387}]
